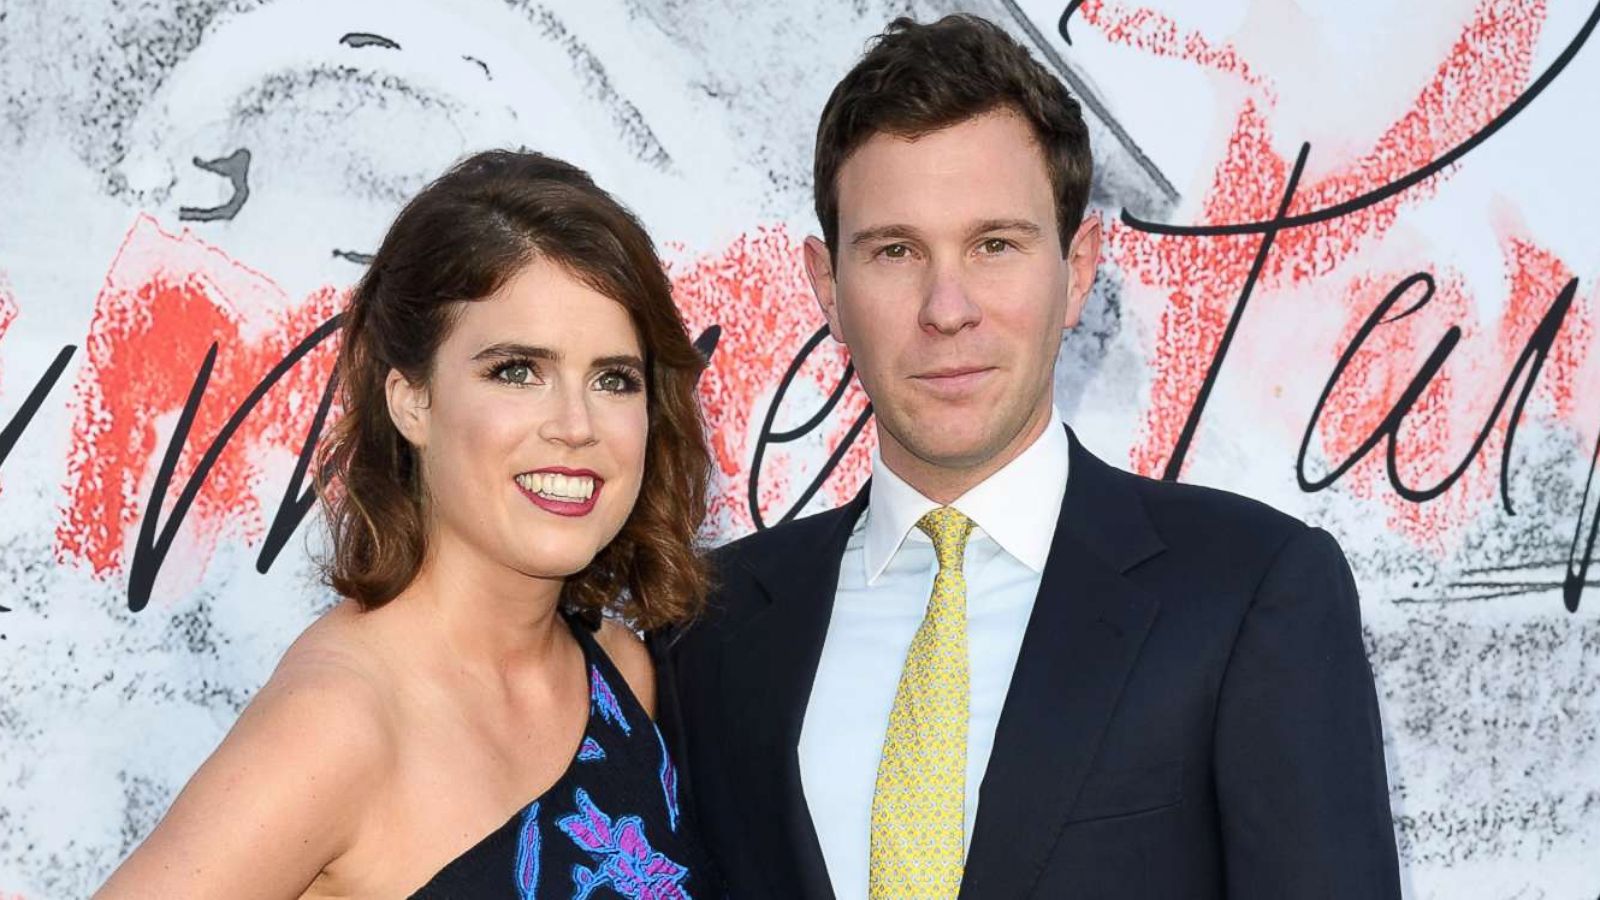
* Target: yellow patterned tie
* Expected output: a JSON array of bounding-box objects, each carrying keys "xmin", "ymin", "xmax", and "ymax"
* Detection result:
[{"xmin": 868, "ymin": 506, "xmax": 975, "ymax": 899}]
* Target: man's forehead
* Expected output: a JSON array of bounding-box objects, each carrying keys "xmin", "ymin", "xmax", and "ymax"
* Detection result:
[
  {"xmin": 836, "ymin": 178, "xmax": 1056, "ymax": 241},
  {"xmin": 835, "ymin": 113, "xmax": 1055, "ymax": 217},
  {"xmin": 844, "ymin": 109, "xmax": 1044, "ymax": 161}
]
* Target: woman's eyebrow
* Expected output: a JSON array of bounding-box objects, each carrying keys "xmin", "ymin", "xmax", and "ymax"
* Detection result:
[
  {"xmin": 472, "ymin": 344, "xmax": 643, "ymax": 371},
  {"xmin": 592, "ymin": 354, "xmax": 645, "ymax": 370},
  {"xmin": 473, "ymin": 342, "xmax": 558, "ymax": 362}
]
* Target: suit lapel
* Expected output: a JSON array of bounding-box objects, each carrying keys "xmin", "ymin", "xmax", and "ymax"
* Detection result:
[
  {"xmin": 960, "ymin": 431, "xmax": 1166, "ymax": 898},
  {"xmin": 719, "ymin": 488, "xmax": 868, "ymax": 899}
]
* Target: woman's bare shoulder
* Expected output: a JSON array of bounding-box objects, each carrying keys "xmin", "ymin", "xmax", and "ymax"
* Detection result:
[
  {"xmin": 261, "ymin": 604, "xmax": 396, "ymax": 746},
  {"xmin": 276, "ymin": 599, "xmax": 390, "ymax": 684},
  {"xmin": 96, "ymin": 601, "xmax": 399, "ymax": 898}
]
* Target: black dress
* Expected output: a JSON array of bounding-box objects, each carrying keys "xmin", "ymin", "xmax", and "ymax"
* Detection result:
[{"xmin": 411, "ymin": 615, "xmax": 713, "ymax": 899}]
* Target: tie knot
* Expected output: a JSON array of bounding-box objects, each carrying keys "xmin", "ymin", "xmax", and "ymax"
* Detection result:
[{"xmin": 916, "ymin": 507, "xmax": 974, "ymax": 572}]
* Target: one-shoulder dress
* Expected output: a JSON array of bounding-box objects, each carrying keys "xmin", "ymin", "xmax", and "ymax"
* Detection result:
[{"xmin": 410, "ymin": 615, "xmax": 713, "ymax": 899}]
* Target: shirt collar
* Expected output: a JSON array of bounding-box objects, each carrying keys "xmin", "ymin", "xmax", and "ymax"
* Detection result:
[{"xmin": 862, "ymin": 407, "xmax": 1070, "ymax": 584}]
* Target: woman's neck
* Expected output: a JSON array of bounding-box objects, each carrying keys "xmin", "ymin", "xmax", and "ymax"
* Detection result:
[{"xmin": 396, "ymin": 529, "xmax": 571, "ymax": 678}]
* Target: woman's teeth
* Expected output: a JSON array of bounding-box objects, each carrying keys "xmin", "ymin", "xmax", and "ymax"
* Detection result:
[{"xmin": 516, "ymin": 472, "xmax": 596, "ymax": 501}]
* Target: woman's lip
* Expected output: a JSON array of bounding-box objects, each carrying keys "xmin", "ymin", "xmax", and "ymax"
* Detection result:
[
  {"xmin": 516, "ymin": 479, "xmax": 602, "ymax": 517},
  {"xmin": 523, "ymin": 466, "xmax": 602, "ymax": 481}
]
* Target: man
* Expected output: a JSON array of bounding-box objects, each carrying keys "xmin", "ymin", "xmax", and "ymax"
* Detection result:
[{"xmin": 662, "ymin": 14, "xmax": 1402, "ymax": 898}]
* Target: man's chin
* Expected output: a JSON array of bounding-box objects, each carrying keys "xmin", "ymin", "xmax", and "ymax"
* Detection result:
[
  {"xmin": 887, "ymin": 407, "xmax": 1049, "ymax": 476},
  {"xmin": 899, "ymin": 431, "xmax": 1008, "ymax": 473}
]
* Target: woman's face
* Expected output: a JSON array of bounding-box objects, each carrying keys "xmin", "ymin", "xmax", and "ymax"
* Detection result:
[{"xmin": 388, "ymin": 257, "xmax": 649, "ymax": 583}]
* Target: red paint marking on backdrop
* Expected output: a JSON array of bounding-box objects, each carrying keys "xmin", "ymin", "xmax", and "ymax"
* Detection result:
[
  {"xmin": 1091, "ymin": 0, "xmax": 1551, "ymax": 481},
  {"xmin": 55, "ymin": 215, "xmax": 340, "ymax": 583},
  {"xmin": 666, "ymin": 227, "xmax": 873, "ymax": 538},
  {"xmin": 1074, "ymin": 0, "xmax": 1266, "ymax": 88},
  {"xmin": 0, "ymin": 273, "xmax": 16, "ymax": 384},
  {"xmin": 0, "ymin": 277, "xmax": 16, "ymax": 341},
  {"xmin": 1497, "ymin": 229, "xmax": 1591, "ymax": 420},
  {"xmin": 0, "ymin": 277, "xmax": 18, "ymax": 494},
  {"xmin": 1322, "ymin": 270, "xmax": 1491, "ymax": 546},
  {"xmin": 1314, "ymin": 225, "xmax": 1593, "ymax": 545}
]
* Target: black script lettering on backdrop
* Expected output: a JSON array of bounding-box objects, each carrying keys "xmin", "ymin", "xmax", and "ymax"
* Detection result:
[
  {"xmin": 747, "ymin": 324, "xmax": 873, "ymax": 530},
  {"xmin": 0, "ymin": 345, "xmax": 77, "ymax": 472},
  {"xmin": 128, "ymin": 315, "xmax": 343, "ymax": 612},
  {"xmin": 0, "ymin": 344, "xmax": 77, "ymax": 612},
  {"xmin": 1296, "ymin": 273, "xmax": 1577, "ymax": 511},
  {"xmin": 1048, "ymin": 1, "xmax": 1600, "ymax": 610}
]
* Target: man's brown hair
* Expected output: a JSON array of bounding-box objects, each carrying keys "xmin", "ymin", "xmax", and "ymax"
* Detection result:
[
  {"xmin": 317, "ymin": 150, "xmax": 711, "ymax": 631},
  {"xmin": 813, "ymin": 14, "xmax": 1092, "ymax": 257}
]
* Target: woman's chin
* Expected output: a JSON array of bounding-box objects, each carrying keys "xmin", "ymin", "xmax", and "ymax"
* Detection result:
[{"xmin": 506, "ymin": 546, "xmax": 606, "ymax": 583}]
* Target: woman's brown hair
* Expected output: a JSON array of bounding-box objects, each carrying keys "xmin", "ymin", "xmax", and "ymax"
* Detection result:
[{"xmin": 317, "ymin": 150, "xmax": 711, "ymax": 630}]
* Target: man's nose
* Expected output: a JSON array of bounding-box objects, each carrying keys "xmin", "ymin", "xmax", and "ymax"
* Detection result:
[{"xmin": 919, "ymin": 260, "xmax": 982, "ymax": 334}]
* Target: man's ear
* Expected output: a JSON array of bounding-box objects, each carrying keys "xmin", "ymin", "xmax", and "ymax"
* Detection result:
[
  {"xmin": 385, "ymin": 368, "xmax": 431, "ymax": 448},
  {"xmin": 803, "ymin": 235, "xmax": 846, "ymax": 343},
  {"xmin": 1062, "ymin": 213, "xmax": 1103, "ymax": 329}
]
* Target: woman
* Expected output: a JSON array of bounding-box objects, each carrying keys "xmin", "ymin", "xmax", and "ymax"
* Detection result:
[{"xmin": 99, "ymin": 151, "xmax": 715, "ymax": 898}]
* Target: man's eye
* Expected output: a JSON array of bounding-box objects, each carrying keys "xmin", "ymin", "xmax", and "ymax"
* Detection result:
[
  {"xmin": 882, "ymin": 243, "xmax": 910, "ymax": 259},
  {"xmin": 981, "ymin": 238, "xmax": 1010, "ymax": 254},
  {"xmin": 495, "ymin": 362, "xmax": 534, "ymax": 384}
]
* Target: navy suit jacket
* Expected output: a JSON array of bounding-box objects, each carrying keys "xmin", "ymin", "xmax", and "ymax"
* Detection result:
[{"xmin": 657, "ymin": 430, "xmax": 1402, "ymax": 898}]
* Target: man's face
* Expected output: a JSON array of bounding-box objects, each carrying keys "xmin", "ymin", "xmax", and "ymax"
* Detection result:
[{"xmin": 804, "ymin": 109, "xmax": 1100, "ymax": 487}]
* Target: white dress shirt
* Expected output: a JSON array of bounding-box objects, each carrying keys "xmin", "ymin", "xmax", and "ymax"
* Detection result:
[{"xmin": 797, "ymin": 409, "xmax": 1071, "ymax": 899}]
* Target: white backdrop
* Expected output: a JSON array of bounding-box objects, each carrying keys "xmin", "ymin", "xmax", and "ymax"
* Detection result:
[{"xmin": 1, "ymin": 0, "xmax": 1598, "ymax": 896}]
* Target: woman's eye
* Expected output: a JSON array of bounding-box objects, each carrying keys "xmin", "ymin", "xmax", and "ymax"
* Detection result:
[{"xmin": 596, "ymin": 370, "xmax": 642, "ymax": 394}]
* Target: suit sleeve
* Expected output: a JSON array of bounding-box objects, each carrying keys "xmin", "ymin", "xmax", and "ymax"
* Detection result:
[{"xmin": 1213, "ymin": 526, "xmax": 1403, "ymax": 899}]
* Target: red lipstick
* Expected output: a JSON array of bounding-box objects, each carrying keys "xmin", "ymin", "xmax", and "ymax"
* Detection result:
[{"xmin": 516, "ymin": 467, "xmax": 604, "ymax": 518}]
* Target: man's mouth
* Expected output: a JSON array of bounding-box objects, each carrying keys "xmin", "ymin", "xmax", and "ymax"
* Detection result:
[{"xmin": 912, "ymin": 366, "xmax": 996, "ymax": 392}]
